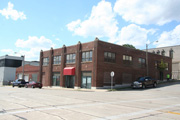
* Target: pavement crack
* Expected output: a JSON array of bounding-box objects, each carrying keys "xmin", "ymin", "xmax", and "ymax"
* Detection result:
[{"xmin": 13, "ymin": 114, "xmax": 28, "ymax": 120}]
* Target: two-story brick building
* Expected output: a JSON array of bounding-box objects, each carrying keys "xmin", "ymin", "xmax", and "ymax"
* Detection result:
[{"xmin": 39, "ymin": 38, "xmax": 172, "ymax": 89}]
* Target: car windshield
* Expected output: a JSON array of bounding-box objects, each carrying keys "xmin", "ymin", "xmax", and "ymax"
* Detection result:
[{"xmin": 137, "ymin": 77, "xmax": 145, "ymax": 82}]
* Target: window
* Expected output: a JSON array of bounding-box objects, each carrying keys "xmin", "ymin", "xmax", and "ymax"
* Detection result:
[
  {"xmin": 66, "ymin": 53, "xmax": 76, "ymax": 63},
  {"xmin": 169, "ymin": 49, "xmax": 173, "ymax": 58},
  {"xmin": 165, "ymin": 63, "xmax": 169, "ymax": 70},
  {"xmin": 155, "ymin": 61, "xmax": 160, "ymax": 69},
  {"xmin": 81, "ymin": 72, "xmax": 92, "ymax": 89},
  {"xmin": 82, "ymin": 51, "xmax": 92, "ymax": 62},
  {"xmin": 104, "ymin": 52, "xmax": 115, "ymax": 63},
  {"xmin": 138, "ymin": 58, "xmax": 146, "ymax": 68},
  {"xmin": 161, "ymin": 50, "xmax": 165, "ymax": 56},
  {"xmin": 53, "ymin": 56, "xmax": 61, "ymax": 65},
  {"xmin": 0, "ymin": 59, "xmax": 22, "ymax": 67},
  {"xmin": 52, "ymin": 72, "xmax": 60, "ymax": 86},
  {"xmin": 123, "ymin": 55, "xmax": 133, "ymax": 65},
  {"xmin": 32, "ymin": 74, "xmax": 38, "ymax": 81},
  {"xmin": 43, "ymin": 57, "xmax": 49, "ymax": 66}
]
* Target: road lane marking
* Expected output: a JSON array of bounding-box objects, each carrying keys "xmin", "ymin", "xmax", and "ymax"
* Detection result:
[
  {"xmin": 168, "ymin": 111, "xmax": 180, "ymax": 115},
  {"xmin": 94, "ymin": 104, "xmax": 180, "ymax": 120},
  {"xmin": 0, "ymin": 97, "xmax": 178, "ymax": 116}
]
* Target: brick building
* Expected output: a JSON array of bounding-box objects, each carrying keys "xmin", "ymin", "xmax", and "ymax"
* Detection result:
[
  {"xmin": 16, "ymin": 64, "xmax": 39, "ymax": 82},
  {"xmin": 39, "ymin": 38, "xmax": 172, "ymax": 89}
]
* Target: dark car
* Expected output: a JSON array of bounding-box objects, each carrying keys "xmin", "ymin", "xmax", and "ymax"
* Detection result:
[
  {"xmin": 12, "ymin": 79, "xmax": 28, "ymax": 88},
  {"xmin": 25, "ymin": 81, "xmax": 42, "ymax": 89},
  {"xmin": 132, "ymin": 76, "xmax": 158, "ymax": 89}
]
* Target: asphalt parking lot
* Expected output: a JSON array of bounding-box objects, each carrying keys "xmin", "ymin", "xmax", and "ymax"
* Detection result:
[{"xmin": 0, "ymin": 81, "xmax": 180, "ymax": 120}]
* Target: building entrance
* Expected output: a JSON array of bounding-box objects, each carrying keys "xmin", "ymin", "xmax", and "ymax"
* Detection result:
[
  {"xmin": 65, "ymin": 76, "xmax": 75, "ymax": 88},
  {"xmin": 81, "ymin": 71, "xmax": 92, "ymax": 89}
]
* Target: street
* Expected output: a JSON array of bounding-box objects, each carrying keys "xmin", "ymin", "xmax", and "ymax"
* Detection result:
[{"xmin": 0, "ymin": 82, "xmax": 180, "ymax": 120}]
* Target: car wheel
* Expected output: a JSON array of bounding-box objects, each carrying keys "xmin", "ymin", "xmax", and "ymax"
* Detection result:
[
  {"xmin": 18, "ymin": 86, "xmax": 21, "ymax": 88},
  {"xmin": 142, "ymin": 84, "xmax": 146, "ymax": 89},
  {"xmin": 25, "ymin": 85, "xmax": 28, "ymax": 88},
  {"xmin": 153, "ymin": 83, "xmax": 157, "ymax": 88},
  {"xmin": 39, "ymin": 87, "xmax": 42, "ymax": 89},
  {"xmin": 31, "ymin": 85, "xmax": 35, "ymax": 88}
]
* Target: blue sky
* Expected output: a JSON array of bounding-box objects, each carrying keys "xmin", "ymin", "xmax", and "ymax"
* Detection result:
[{"xmin": 0, "ymin": 0, "xmax": 180, "ymax": 61}]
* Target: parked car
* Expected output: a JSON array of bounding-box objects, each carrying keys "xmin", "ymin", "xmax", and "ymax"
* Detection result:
[
  {"xmin": 12, "ymin": 79, "xmax": 28, "ymax": 88},
  {"xmin": 132, "ymin": 76, "xmax": 158, "ymax": 89},
  {"xmin": 25, "ymin": 81, "xmax": 42, "ymax": 89}
]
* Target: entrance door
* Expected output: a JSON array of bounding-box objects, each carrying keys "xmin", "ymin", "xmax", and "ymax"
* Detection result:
[
  {"xmin": 81, "ymin": 76, "xmax": 91, "ymax": 89},
  {"xmin": 52, "ymin": 73, "xmax": 60, "ymax": 86},
  {"xmin": 65, "ymin": 76, "xmax": 75, "ymax": 88},
  {"xmin": 87, "ymin": 77, "xmax": 92, "ymax": 89}
]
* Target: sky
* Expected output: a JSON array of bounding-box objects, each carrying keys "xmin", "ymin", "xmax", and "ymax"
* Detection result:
[{"xmin": 0, "ymin": 0, "xmax": 180, "ymax": 61}]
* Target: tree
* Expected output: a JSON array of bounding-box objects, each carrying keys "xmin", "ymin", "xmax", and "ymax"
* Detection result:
[
  {"xmin": 158, "ymin": 59, "xmax": 167, "ymax": 72},
  {"xmin": 122, "ymin": 44, "xmax": 136, "ymax": 49},
  {"xmin": 157, "ymin": 59, "xmax": 167, "ymax": 80}
]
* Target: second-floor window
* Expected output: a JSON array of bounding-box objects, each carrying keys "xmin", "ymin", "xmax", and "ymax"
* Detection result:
[
  {"xmin": 104, "ymin": 52, "xmax": 115, "ymax": 63},
  {"xmin": 53, "ymin": 56, "xmax": 61, "ymax": 65},
  {"xmin": 43, "ymin": 57, "xmax": 49, "ymax": 66},
  {"xmin": 66, "ymin": 53, "xmax": 76, "ymax": 63},
  {"xmin": 138, "ymin": 58, "xmax": 146, "ymax": 68},
  {"xmin": 123, "ymin": 55, "xmax": 133, "ymax": 65},
  {"xmin": 82, "ymin": 51, "xmax": 92, "ymax": 62}
]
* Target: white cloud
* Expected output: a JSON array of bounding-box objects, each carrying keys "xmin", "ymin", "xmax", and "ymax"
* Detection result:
[
  {"xmin": 15, "ymin": 36, "xmax": 55, "ymax": 49},
  {"xmin": 1, "ymin": 49, "xmax": 14, "ymax": 55},
  {"xmin": 0, "ymin": 2, "xmax": 26, "ymax": 20},
  {"xmin": 67, "ymin": 0, "xmax": 118, "ymax": 38},
  {"xmin": 1, "ymin": 36, "xmax": 55, "ymax": 61},
  {"xmin": 114, "ymin": 0, "xmax": 180, "ymax": 25},
  {"xmin": 111, "ymin": 24, "xmax": 155, "ymax": 48},
  {"xmin": 154, "ymin": 25, "xmax": 180, "ymax": 47}
]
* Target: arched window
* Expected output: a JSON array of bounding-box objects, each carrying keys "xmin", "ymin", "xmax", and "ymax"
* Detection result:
[{"xmin": 169, "ymin": 49, "xmax": 173, "ymax": 58}]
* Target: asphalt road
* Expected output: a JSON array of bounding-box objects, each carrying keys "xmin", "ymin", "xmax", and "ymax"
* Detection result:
[{"xmin": 0, "ymin": 82, "xmax": 180, "ymax": 120}]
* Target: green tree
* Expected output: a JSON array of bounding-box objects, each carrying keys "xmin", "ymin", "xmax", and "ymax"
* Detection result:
[
  {"xmin": 122, "ymin": 44, "xmax": 136, "ymax": 49},
  {"xmin": 158, "ymin": 59, "xmax": 167, "ymax": 72},
  {"xmin": 158, "ymin": 59, "xmax": 167, "ymax": 80}
]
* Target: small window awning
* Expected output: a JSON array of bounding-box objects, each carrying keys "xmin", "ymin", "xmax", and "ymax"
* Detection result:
[{"xmin": 63, "ymin": 67, "xmax": 75, "ymax": 75}]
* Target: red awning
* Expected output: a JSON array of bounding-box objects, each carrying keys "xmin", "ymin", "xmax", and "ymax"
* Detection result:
[{"xmin": 63, "ymin": 67, "xmax": 75, "ymax": 75}]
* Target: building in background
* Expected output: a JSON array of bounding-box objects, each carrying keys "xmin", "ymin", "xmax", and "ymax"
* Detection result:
[
  {"xmin": 16, "ymin": 62, "xmax": 39, "ymax": 82},
  {"xmin": 0, "ymin": 55, "xmax": 23, "ymax": 85},
  {"xmin": 148, "ymin": 45, "xmax": 180, "ymax": 80},
  {"xmin": 39, "ymin": 38, "xmax": 172, "ymax": 89}
]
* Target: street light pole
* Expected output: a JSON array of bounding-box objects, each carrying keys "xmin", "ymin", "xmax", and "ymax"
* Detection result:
[
  {"xmin": 22, "ymin": 55, "xmax": 25, "ymax": 80},
  {"xmin": 15, "ymin": 52, "xmax": 25, "ymax": 79},
  {"xmin": 146, "ymin": 40, "xmax": 158, "ymax": 76},
  {"xmin": 146, "ymin": 44, "xmax": 148, "ymax": 76}
]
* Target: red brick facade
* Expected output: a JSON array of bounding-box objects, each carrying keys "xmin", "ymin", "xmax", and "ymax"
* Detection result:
[
  {"xmin": 16, "ymin": 64, "xmax": 39, "ymax": 82},
  {"xmin": 39, "ymin": 39, "xmax": 172, "ymax": 89}
]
